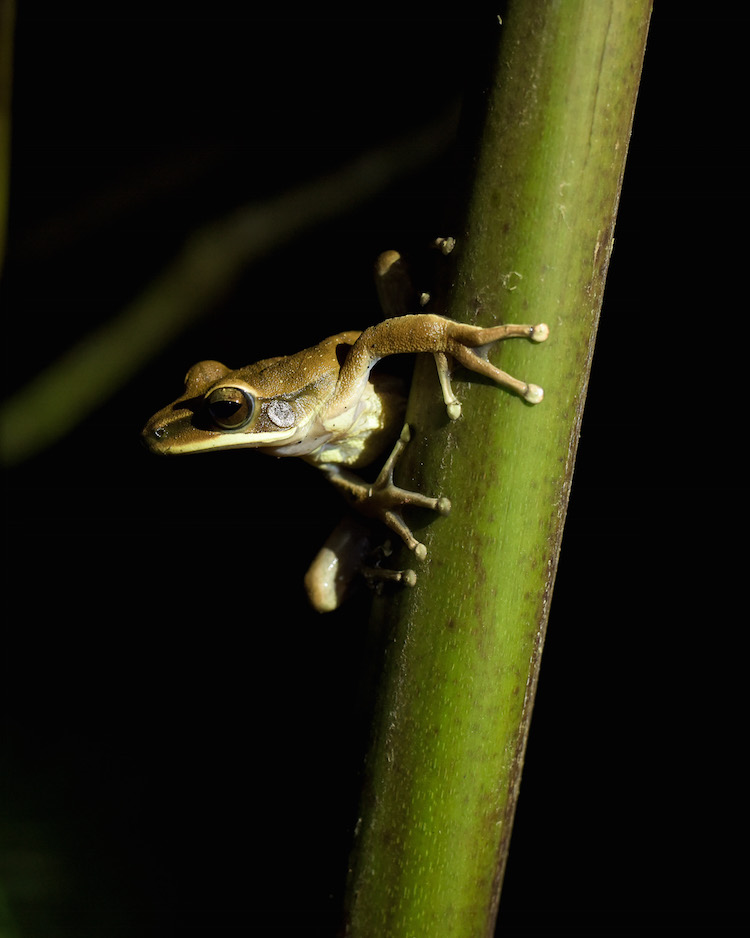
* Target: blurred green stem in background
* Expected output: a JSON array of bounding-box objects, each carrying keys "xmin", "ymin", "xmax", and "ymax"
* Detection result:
[
  {"xmin": 343, "ymin": 3, "xmax": 651, "ymax": 936},
  {"xmin": 0, "ymin": 106, "xmax": 456, "ymax": 466}
]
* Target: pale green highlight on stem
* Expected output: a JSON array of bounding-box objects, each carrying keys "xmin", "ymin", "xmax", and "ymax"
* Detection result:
[{"xmin": 344, "ymin": 3, "xmax": 651, "ymax": 935}]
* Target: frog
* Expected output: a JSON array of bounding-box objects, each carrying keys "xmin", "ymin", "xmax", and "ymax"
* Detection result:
[{"xmin": 141, "ymin": 248, "xmax": 549, "ymax": 611}]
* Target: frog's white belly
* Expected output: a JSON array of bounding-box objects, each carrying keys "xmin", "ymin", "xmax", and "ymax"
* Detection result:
[
  {"xmin": 317, "ymin": 380, "xmax": 388, "ymax": 464},
  {"xmin": 258, "ymin": 371, "xmax": 405, "ymax": 467}
]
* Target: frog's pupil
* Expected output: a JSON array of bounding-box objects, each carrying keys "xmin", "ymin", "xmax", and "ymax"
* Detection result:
[{"xmin": 210, "ymin": 399, "xmax": 240, "ymax": 419}]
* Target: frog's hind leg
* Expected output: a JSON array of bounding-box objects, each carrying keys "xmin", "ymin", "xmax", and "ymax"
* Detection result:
[
  {"xmin": 437, "ymin": 320, "xmax": 549, "ymax": 416},
  {"xmin": 304, "ymin": 514, "xmax": 417, "ymax": 613},
  {"xmin": 374, "ymin": 250, "xmax": 417, "ymax": 319},
  {"xmin": 374, "ymin": 241, "xmax": 455, "ymax": 320}
]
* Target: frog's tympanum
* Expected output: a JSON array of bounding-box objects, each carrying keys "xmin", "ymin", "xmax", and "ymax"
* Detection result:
[{"xmin": 142, "ymin": 249, "xmax": 548, "ymax": 611}]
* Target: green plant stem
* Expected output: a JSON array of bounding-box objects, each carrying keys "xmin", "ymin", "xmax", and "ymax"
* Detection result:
[{"xmin": 343, "ymin": 3, "xmax": 651, "ymax": 936}]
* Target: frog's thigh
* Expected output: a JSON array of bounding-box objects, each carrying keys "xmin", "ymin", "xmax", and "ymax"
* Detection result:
[{"xmin": 304, "ymin": 516, "xmax": 373, "ymax": 613}]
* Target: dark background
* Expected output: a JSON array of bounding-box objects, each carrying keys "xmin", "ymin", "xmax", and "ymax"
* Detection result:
[{"xmin": 1, "ymin": 6, "xmax": 746, "ymax": 937}]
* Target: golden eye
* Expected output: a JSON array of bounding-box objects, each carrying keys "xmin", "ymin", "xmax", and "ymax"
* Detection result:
[{"xmin": 206, "ymin": 387, "xmax": 255, "ymax": 430}]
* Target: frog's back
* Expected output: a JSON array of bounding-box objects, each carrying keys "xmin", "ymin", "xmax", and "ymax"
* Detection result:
[{"xmin": 237, "ymin": 330, "xmax": 362, "ymax": 398}]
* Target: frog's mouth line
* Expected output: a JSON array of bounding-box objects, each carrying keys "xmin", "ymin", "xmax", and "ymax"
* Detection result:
[
  {"xmin": 141, "ymin": 413, "xmax": 297, "ymax": 455},
  {"xmin": 163, "ymin": 426, "xmax": 298, "ymax": 454}
]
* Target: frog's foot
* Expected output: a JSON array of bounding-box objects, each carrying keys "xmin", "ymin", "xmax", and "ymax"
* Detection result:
[
  {"xmin": 435, "ymin": 320, "xmax": 549, "ymax": 419},
  {"xmin": 366, "ymin": 424, "xmax": 451, "ymax": 560},
  {"xmin": 362, "ymin": 562, "xmax": 417, "ymax": 590},
  {"xmin": 319, "ymin": 425, "xmax": 451, "ymax": 561},
  {"xmin": 360, "ymin": 539, "xmax": 417, "ymax": 592}
]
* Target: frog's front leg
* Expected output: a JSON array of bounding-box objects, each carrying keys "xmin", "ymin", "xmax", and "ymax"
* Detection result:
[
  {"xmin": 319, "ymin": 424, "xmax": 451, "ymax": 561},
  {"xmin": 334, "ymin": 313, "xmax": 549, "ymax": 421}
]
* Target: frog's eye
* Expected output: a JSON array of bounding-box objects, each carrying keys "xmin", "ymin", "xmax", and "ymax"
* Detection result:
[{"xmin": 206, "ymin": 387, "xmax": 255, "ymax": 430}]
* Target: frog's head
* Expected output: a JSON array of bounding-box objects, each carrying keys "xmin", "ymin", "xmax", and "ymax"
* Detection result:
[{"xmin": 141, "ymin": 358, "xmax": 315, "ymax": 456}]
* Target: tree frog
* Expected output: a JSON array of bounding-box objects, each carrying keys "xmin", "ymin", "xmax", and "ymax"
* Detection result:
[{"xmin": 142, "ymin": 249, "xmax": 548, "ymax": 611}]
